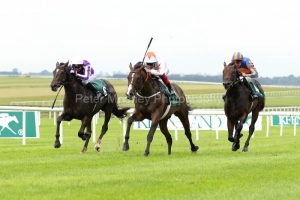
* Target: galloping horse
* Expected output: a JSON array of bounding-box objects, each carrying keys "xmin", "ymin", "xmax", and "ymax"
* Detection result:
[
  {"xmin": 222, "ymin": 62, "xmax": 265, "ymax": 152},
  {"xmin": 123, "ymin": 62, "xmax": 199, "ymax": 156},
  {"xmin": 50, "ymin": 62, "xmax": 130, "ymax": 153}
]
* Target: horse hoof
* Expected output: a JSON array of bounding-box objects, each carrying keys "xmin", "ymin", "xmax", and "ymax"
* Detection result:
[
  {"xmin": 54, "ymin": 143, "xmax": 61, "ymax": 148},
  {"xmin": 242, "ymin": 147, "xmax": 248, "ymax": 152},
  {"xmin": 191, "ymin": 146, "xmax": 199, "ymax": 153},
  {"xmin": 122, "ymin": 145, "xmax": 129, "ymax": 151},
  {"xmin": 143, "ymin": 152, "xmax": 149, "ymax": 157},
  {"xmin": 232, "ymin": 143, "xmax": 240, "ymax": 151},
  {"xmin": 228, "ymin": 137, "xmax": 234, "ymax": 142},
  {"xmin": 94, "ymin": 146, "xmax": 100, "ymax": 152}
]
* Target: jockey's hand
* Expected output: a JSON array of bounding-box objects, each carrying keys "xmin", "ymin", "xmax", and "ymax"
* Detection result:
[
  {"xmin": 145, "ymin": 69, "xmax": 151, "ymax": 73},
  {"xmin": 242, "ymin": 73, "xmax": 247, "ymax": 77}
]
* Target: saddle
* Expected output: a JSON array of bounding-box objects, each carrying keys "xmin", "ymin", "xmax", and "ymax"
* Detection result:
[{"xmin": 91, "ymin": 79, "xmax": 109, "ymax": 96}]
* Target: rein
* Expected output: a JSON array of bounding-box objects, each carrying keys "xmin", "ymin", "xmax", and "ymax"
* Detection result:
[
  {"xmin": 130, "ymin": 69, "xmax": 162, "ymax": 102},
  {"xmin": 51, "ymin": 71, "xmax": 76, "ymax": 109}
]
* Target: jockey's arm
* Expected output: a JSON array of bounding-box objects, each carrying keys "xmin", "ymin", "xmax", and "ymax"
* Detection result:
[
  {"xmin": 76, "ymin": 66, "xmax": 91, "ymax": 80},
  {"xmin": 246, "ymin": 62, "xmax": 259, "ymax": 78}
]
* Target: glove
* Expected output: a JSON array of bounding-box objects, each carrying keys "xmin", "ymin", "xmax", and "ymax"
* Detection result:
[
  {"xmin": 70, "ymin": 70, "xmax": 75, "ymax": 74},
  {"xmin": 239, "ymin": 76, "xmax": 244, "ymax": 82}
]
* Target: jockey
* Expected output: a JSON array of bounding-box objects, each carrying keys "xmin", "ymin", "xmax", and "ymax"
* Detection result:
[
  {"xmin": 222, "ymin": 52, "xmax": 259, "ymax": 101},
  {"xmin": 144, "ymin": 51, "xmax": 175, "ymax": 94},
  {"xmin": 70, "ymin": 57, "xmax": 101, "ymax": 100}
]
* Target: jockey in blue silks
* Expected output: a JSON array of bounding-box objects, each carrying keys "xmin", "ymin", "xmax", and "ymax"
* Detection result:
[{"xmin": 222, "ymin": 52, "xmax": 259, "ymax": 101}]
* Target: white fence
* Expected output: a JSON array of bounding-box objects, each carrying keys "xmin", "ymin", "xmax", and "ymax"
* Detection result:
[
  {"xmin": 9, "ymin": 90, "xmax": 300, "ymax": 107},
  {"xmin": 0, "ymin": 106, "xmax": 299, "ymax": 145}
]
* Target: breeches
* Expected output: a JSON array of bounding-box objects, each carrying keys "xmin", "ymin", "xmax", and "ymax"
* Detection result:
[
  {"xmin": 82, "ymin": 74, "xmax": 96, "ymax": 85},
  {"xmin": 159, "ymin": 74, "xmax": 170, "ymax": 84}
]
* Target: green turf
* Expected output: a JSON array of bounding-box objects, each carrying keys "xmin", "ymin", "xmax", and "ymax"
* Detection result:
[
  {"xmin": 1, "ymin": 77, "xmax": 300, "ymax": 199},
  {"xmin": 0, "ymin": 117, "xmax": 299, "ymax": 199}
]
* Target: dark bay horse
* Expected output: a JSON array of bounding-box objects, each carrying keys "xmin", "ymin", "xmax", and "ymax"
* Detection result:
[
  {"xmin": 123, "ymin": 62, "xmax": 199, "ymax": 156},
  {"xmin": 50, "ymin": 62, "xmax": 130, "ymax": 153},
  {"xmin": 222, "ymin": 62, "xmax": 265, "ymax": 152}
]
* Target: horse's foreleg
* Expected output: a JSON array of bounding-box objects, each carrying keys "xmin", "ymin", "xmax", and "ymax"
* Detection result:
[
  {"xmin": 243, "ymin": 111, "xmax": 259, "ymax": 152},
  {"xmin": 159, "ymin": 119, "xmax": 172, "ymax": 155},
  {"xmin": 232, "ymin": 118, "xmax": 246, "ymax": 151},
  {"xmin": 122, "ymin": 114, "xmax": 136, "ymax": 151},
  {"xmin": 54, "ymin": 114, "xmax": 64, "ymax": 148},
  {"xmin": 95, "ymin": 109, "xmax": 112, "ymax": 152},
  {"xmin": 177, "ymin": 113, "xmax": 199, "ymax": 153},
  {"xmin": 144, "ymin": 122, "xmax": 159, "ymax": 157},
  {"xmin": 227, "ymin": 119, "xmax": 235, "ymax": 142}
]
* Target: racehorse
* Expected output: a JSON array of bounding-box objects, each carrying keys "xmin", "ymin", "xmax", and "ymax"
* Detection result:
[
  {"xmin": 123, "ymin": 62, "xmax": 199, "ymax": 156},
  {"xmin": 50, "ymin": 62, "xmax": 130, "ymax": 153},
  {"xmin": 222, "ymin": 62, "xmax": 265, "ymax": 152}
]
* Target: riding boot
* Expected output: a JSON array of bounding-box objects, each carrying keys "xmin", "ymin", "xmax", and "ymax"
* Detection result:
[
  {"xmin": 244, "ymin": 81, "xmax": 258, "ymax": 101},
  {"xmin": 166, "ymin": 83, "xmax": 175, "ymax": 95},
  {"xmin": 85, "ymin": 82, "xmax": 102, "ymax": 100}
]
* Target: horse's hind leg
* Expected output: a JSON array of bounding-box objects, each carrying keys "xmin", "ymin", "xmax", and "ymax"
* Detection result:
[
  {"xmin": 122, "ymin": 114, "xmax": 136, "ymax": 151},
  {"xmin": 159, "ymin": 119, "xmax": 172, "ymax": 155},
  {"xmin": 81, "ymin": 120, "xmax": 92, "ymax": 153},
  {"xmin": 243, "ymin": 110, "xmax": 259, "ymax": 152},
  {"xmin": 176, "ymin": 112, "xmax": 199, "ymax": 153},
  {"xmin": 94, "ymin": 108, "xmax": 112, "ymax": 152}
]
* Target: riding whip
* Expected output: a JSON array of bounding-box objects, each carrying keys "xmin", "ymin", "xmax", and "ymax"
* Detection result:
[{"xmin": 141, "ymin": 37, "xmax": 153, "ymax": 64}]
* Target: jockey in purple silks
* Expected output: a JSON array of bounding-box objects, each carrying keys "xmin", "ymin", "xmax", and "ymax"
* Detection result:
[{"xmin": 69, "ymin": 57, "xmax": 101, "ymax": 100}]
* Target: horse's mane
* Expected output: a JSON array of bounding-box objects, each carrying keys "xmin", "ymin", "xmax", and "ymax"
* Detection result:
[
  {"xmin": 228, "ymin": 61, "xmax": 235, "ymax": 67},
  {"xmin": 133, "ymin": 62, "xmax": 143, "ymax": 70}
]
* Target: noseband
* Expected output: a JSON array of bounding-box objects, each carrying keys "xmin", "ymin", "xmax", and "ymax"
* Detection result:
[
  {"xmin": 129, "ymin": 70, "xmax": 150, "ymax": 93},
  {"xmin": 223, "ymin": 66, "xmax": 242, "ymax": 90}
]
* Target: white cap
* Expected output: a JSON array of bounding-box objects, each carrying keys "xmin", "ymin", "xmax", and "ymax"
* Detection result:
[
  {"xmin": 71, "ymin": 57, "xmax": 83, "ymax": 65},
  {"xmin": 144, "ymin": 52, "xmax": 157, "ymax": 63}
]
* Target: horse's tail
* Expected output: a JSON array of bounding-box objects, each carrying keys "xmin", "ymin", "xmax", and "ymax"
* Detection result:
[{"xmin": 112, "ymin": 107, "xmax": 131, "ymax": 119}]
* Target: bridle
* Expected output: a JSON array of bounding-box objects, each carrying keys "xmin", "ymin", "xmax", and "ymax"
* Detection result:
[
  {"xmin": 129, "ymin": 69, "xmax": 151, "ymax": 93},
  {"xmin": 223, "ymin": 65, "xmax": 243, "ymax": 90}
]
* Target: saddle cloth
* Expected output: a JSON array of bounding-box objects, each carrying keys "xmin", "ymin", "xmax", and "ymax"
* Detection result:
[
  {"xmin": 92, "ymin": 79, "xmax": 109, "ymax": 96},
  {"xmin": 156, "ymin": 79, "xmax": 181, "ymax": 106}
]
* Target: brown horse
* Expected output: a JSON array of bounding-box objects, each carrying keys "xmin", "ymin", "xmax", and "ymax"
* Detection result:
[
  {"xmin": 50, "ymin": 62, "xmax": 130, "ymax": 153},
  {"xmin": 123, "ymin": 62, "xmax": 199, "ymax": 156},
  {"xmin": 222, "ymin": 62, "xmax": 265, "ymax": 152}
]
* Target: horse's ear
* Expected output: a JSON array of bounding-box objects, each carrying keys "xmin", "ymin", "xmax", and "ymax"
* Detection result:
[
  {"xmin": 56, "ymin": 62, "xmax": 59, "ymax": 67},
  {"xmin": 223, "ymin": 62, "xmax": 227, "ymax": 68},
  {"xmin": 66, "ymin": 61, "xmax": 69, "ymax": 66},
  {"xmin": 129, "ymin": 63, "xmax": 133, "ymax": 71}
]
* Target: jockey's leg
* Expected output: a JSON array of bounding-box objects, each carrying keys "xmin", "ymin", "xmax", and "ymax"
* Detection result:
[
  {"xmin": 160, "ymin": 74, "xmax": 174, "ymax": 94},
  {"xmin": 85, "ymin": 82, "xmax": 101, "ymax": 100},
  {"xmin": 244, "ymin": 78, "xmax": 258, "ymax": 101}
]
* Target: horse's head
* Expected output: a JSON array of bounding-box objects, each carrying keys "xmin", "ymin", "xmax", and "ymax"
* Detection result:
[
  {"xmin": 50, "ymin": 61, "xmax": 71, "ymax": 91},
  {"xmin": 222, "ymin": 62, "xmax": 241, "ymax": 90},
  {"xmin": 126, "ymin": 62, "xmax": 147, "ymax": 100}
]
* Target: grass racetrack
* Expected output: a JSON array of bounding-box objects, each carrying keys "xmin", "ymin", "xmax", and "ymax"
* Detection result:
[
  {"xmin": 0, "ymin": 118, "xmax": 300, "ymax": 199},
  {"xmin": 0, "ymin": 77, "xmax": 300, "ymax": 199}
]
